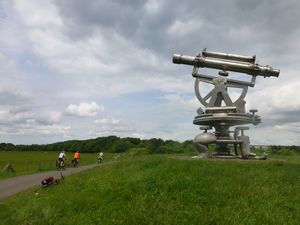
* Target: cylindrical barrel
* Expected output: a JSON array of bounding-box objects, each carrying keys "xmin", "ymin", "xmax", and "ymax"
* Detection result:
[
  {"xmin": 173, "ymin": 54, "xmax": 195, "ymax": 65},
  {"xmin": 172, "ymin": 54, "xmax": 280, "ymax": 77},
  {"xmin": 202, "ymin": 50, "xmax": 256, "ymax": 63}
]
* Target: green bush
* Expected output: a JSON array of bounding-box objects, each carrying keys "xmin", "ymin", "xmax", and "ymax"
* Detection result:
[
  {"xmin": 271, "ymin": 147, "xmax": 297, "ymax": 156},
  {"xmin": 114, "ymin": 141, "xmax": 131, "ymax": 153}
]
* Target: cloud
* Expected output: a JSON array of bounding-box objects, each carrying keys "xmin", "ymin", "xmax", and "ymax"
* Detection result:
[
  {"xmin": 15, "ymin": 123, "xmax": 71, "ymax": 136},
  {"xmin": 274, "ymin": 122, "xmax": 300, "ymax": 133},
  {"xmin": 0, "ymin": 0, "xmax": 299, "ymax": 145},
  {"xmin": 94, "ymin": 116, "xmax": 120, "ymax": 125},
  {"xmin": 0, "ymin": 90, "xmax": 28, "ymax": 106},
  {"xmin": 0, "ymin": 109, "xmax": 70, "ymax": 139},
  {"xmin": 0, "ymin": 110, "xmax": 32, "ymax": 125},
  {"xmin": 65, "ymin": 102, "xmax": 104, "ymax": 117},
  {"xmin": 48, "ymin": 111, "xmax": 62, "ymax": 123},
  {"xmin": 131, "ymin": 132, "xmax": 146, "ymax": 139},
  {"xmin": 162, "ymin": 93, "xmax": 198, "ymax": 111},
  {"xmin": 35, "ymin": 124, "xmax": 70, "ymax": 135},
  {"xmin": 34, "ymin": 111, "xmax": 62, "ymax": 125},
  {"xmin": 94, "ymin": 116, "xmax": 134, "ymax": 134}
]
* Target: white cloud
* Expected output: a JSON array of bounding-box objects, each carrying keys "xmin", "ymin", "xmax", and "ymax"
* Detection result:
[
  {"xmin": 0, "ymin": 109, "xmax": 70, "ymax": 139},
  {"xmin": 93, "ymin": 116, "xmax": 137, "ymax": 137},
  {"xmin": 94, "ymin": 116, "xmax": 120, "ymax": 125},
  {"xmin": 162, "ymin": 93, "xmax": 198, "ymax": 111},
  {"xmin": 65, "ymin": 102, "xmax": 104, "ymax": 117},
  {"xmin": 0, "ymin": 0, "xmax": 299, "ymax": 145},
  {"xmin": 144, "ymin": 0, "xmax": 160, "ymax": 14},
  {"xmin": 167, "ymin": 19, "xmax": 204, "ymax": 38},
  {"xmin": 274, "ymin": 122, "xmax": 300, "ymax": 133},
  {"xmin": 131, "ymin": 132, "xmax": 146, "ymax": 139},
  {"xmin": 94, "ymin": 116, "xmax": 132, "ymax": 132},
  {"xmin": 14, "ymin": 0, "xmax": 63, "ymax": 28},
  {"xmin": 48, "ymin": 111, "xmax": 62, "ymax": 123},
  {"xmin": 16, "ymin": 123, "xmax": 71, "ymax": 136},
  {"xmin": 0, "ymin": 110, "xmax": 32, "ymax": 124},
  {"xmin": 246, "ymin": 74, "xmax": 300, "ymax": 117},
  {"xmin": 0, "ymin": 108, "xmax": 64, "ymax": 126},
  {"xmin": 35, "ymin": 124, "xmax": 70, "ymax": 135}
]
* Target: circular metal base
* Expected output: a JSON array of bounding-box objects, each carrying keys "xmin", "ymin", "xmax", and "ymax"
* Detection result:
[
  {"xmin": 191, "ymin": 154, "xmax": 268, "ymax": 160},
  {"xmin": 193, "ymin": 113, "xmax": 257, "ymax": 126}
]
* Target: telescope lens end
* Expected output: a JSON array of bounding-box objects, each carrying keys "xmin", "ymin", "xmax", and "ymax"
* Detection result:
[
  {"xmin": 274, "ymin": 69, "xmax": 280, "ymax": 77},
  {"xmin": 268, "ymin": 69, "xmax": 280, "ymax": 77},
  {"xmin": 173, "ymin": 54, "xmax": 181, "ymax": 64}
]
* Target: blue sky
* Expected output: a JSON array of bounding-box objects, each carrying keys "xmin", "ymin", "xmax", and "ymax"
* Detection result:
[{"xmin": 0, "ymin": 0, "xmax": 300, "ymax": 145}]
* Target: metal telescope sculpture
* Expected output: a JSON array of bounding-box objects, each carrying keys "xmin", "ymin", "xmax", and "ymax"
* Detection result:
[{"xmin": 173, "ymin": 49, "xmax": 280, "ymax": 159}]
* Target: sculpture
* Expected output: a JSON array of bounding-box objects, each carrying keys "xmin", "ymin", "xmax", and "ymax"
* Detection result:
[{"xmin": 173, "ymin": 49, "xmax": 280, "ymax": 159}]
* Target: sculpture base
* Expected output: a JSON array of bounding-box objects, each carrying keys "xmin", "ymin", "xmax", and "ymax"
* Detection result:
[
  {"xmin": 191, "ymin": 153, "xmax": 268, "ymax": 160},
  {"xmin": 210, "ymin": 155, "xmax": 239, "ymax": 159},
  {"xmin": 193, "ymin": 108, "xmax": 260, "ymax": 159}
]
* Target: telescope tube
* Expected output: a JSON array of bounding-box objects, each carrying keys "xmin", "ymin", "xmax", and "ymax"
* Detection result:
[
  {"xmin": 173, "ymin": 54, "xmax": 280, "ymax": 77},
  {"xmin": 202, "ymin": 50, "xmax": 256, "ymax": 63}
]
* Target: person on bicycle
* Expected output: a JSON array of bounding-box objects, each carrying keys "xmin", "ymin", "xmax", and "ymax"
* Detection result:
[
  {"xmin": 98, "ymin": 151, "xmax": 103, "ymax": 162},
  {"xmin": 58, "ymin": 151, "xmax": 66, "ymax": 164},
  {"xmin": 57, "ymin": 151, "xmax": 66, "ymax": 169},
  {"xmin": 73, "ymin": 151, "xmax": 80, "ymax": 165}
]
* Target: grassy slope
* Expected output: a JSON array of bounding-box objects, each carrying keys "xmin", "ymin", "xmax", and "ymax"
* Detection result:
[{"xmin": 0, "ymin": 154, "xmax": 299, "ymax": 225}]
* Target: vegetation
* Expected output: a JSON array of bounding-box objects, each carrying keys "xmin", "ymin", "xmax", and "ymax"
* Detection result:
[
  {"xmin": 1, "ymin": 153, "xmax": 299, "ymax": 225},
  {"xmin": 1, "ymin": 136, "xmax": 299, "ymax": 155},
  {"xmin": 0, "ymin": 136, "xmax": 197, "ymax": 154}
]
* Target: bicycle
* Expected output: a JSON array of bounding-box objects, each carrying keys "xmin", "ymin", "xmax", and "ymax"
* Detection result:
[
  {"xmin": 72, "ymin": 158, "xmax": 79, "ymax": 168},
  {"xmin": 56, "ymin": 159, "xmax": 65, "ymax": 170},
  {"xmin": 41, "ymin": 172, "xmax": 64, "ymax": 187}
]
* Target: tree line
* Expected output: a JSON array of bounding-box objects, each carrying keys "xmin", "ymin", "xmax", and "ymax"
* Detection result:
[
  {"xmin": 0, "ymin": 136, "xmax": 299, "ymax": 154},
  {"xmin": 0, "ymin": 136, "xmax": 196, "ymax": 154}
]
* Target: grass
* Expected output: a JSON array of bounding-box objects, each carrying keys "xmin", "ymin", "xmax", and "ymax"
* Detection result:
[
  {"xmin": 0, "ymin": 153, "xmax": 299, "ymax": 225},
  {"xmin": 0, "ymin": 151, "xmax": 115, "ymax": 179}
]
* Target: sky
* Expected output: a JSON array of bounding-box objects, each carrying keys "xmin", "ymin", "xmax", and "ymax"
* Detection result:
[{"xmin": 0, "ymin": 0, "xmax": 300, "ymax": 145}]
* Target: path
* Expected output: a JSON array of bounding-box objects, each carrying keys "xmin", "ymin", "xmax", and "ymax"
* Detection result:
[{"xmin": 0, "ymin": 164, "xmax": 99, "ymax": 201}]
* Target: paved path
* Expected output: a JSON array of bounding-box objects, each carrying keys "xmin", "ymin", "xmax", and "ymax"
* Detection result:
[{"xmin": 0, "ymin": 164, "xmax": 99, "ymax": 201}]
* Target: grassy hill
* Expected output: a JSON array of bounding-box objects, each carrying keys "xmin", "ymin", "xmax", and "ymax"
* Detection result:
[{"xmin": 1, "ymin": 153, "xmax": 299, "ymax": 225}]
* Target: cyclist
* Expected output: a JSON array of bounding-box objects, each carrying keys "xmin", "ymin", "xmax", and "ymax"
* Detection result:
[
  {"xmin": 57, "ymin": 150, "xmax": 66, "ymax": 169},
  {"xmin": 72, "ymin": 151, "xmax": 80, "ymax": 167},
  {"xmin": 98, "ymin": 151, "xmax": 103, "ymax": 163}
]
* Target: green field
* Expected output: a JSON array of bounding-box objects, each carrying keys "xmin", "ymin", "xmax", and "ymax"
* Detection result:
[
  {"xmin": 0, "ymin": 151, "xmax": 299, "ymax": 225},
  {"xmin": 0, "ymin": 151, "xmax": 115, "ymax": 179}
]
